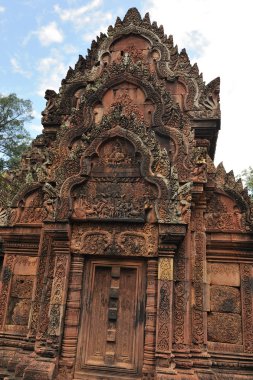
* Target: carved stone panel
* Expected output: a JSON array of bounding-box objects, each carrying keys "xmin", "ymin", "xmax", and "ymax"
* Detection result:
[
  {"xmin": 12, "ymin": 189, "xmax": 47, "ymax": 224},
  {"xmin": 71, "ymin": 223, "xmax": 158, "ymax": 257},
  {"xmin": 71, "ymin": 137, "xmax": 158, "ymax": 222},
  {"xmin": 1, "ymin": 256, "xmax": 37, "ymax": 334},
  {"xmin": 6, "ymin": 275, "xmax": 34, "ymax": 325},
  {"xmin": 207, "ymin": 313, "xmax": 242, "ymax": 344},
  {"xmin": 208, "ymin": 263, "xmax": 240, "ymax": 287},
  {"xmin": 207, "ymin": 262, "xmax": 243, "ymax": 347},
  {"xmin": 210, "ymin": 285, "xmax": 241, "ymax": 313},
  {"xmin": 205, "ymin": 193, "xmax": 246, "ymax": 232},
  {"xmin": 109, "ymin": 35, "xmax": 151, "ymax": 65}
]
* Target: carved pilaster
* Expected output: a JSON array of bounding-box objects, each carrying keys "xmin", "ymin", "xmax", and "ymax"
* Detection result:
[
  {"xmin": 35, "ymin": 232, "xmax": 56, "ymax": 353},
  {"xmin": 156, "ymin": 241, "xmax": 176, "ymax": 374},
  {"xmin": 190, "ymin": 195, "xmax": 211, "ymax": 368},
  {"xmin": 48, "ymin": 234, "xmax": 70, "ymax": 341},
  {"xmin": 241, "ymin": 263, "xmax": 253, "ymax": 353},
  {"xmin": 57, "ymin": 255, "xmax": 84, "ymax": 378},
  {"xmin": 173, "ymin": 233, "xmax": 193, "ymax": 371},
  {"xmin": 0, "ymin": 255, "xmax": 15, "ymax": 328},
  {"xmin": 27, "ymin": 226, "xmax": 69, "ymax": 355},
  {"xmin": 155, "ymin": 224, "xmax": 186, "ymax": 375},
  {"xmin": 142, "ymin": 259, "xmax": 158, "ymax": 377},
  {"xmin": 29, "ymin": 234, "xmax": 51, "ymax": 337},
  {"xmin": 192, "ymin": 230, "xmax": 206, "ymax": 345}
]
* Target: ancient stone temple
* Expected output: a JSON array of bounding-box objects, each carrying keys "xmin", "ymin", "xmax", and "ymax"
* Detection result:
[{"xmin": 1, "ymin": 7, "xmax": 253, "ymax": 380}]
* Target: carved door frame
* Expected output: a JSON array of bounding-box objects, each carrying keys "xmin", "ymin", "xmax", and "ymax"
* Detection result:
[{"xmin": 74, "ymin": 257, "xmax": 146, "ymax": 380}]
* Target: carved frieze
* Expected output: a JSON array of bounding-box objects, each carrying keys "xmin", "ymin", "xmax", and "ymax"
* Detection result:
[{"xmin": 71, "ymin": 223, "xmax": 158, "ymax": 257}]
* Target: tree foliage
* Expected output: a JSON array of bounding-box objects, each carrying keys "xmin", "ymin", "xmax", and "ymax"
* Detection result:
[
  {"xmin": 0, "ymin": 93, "xmax": 32, "ymax": 171},
  {"xmin": 239, "ymin": 166, "xmax": 253, "ymax": 197}
]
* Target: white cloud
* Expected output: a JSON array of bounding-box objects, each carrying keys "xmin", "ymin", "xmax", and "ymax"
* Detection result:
[
  {"xmin": 36, "ymin": 51, "xmax": 68, "ymax": 96},
  {"xmin": 10, "ymin": 57, "xmax": 32, "ymax": 78},
  {"xmin": 0, "ymin": 5, "xmax": 5, "ymax": 13},
  {"xmin": 23, "ymin": 22, "xmax": 64, "ymax": 46},
  {"xmin": 54, "ymin": 0, "xmax": 106, "ymax": 30},
  {"xmin": 82, "ymin": 12, "xmax": 113, "ymax": 41},
  {"xmin": 63, "ymin": 43, "xmax": 79, "ymax": 54},
  {"xmin": 36, "ymin": 22, "xmax": 64, "ymax": 46},
  {"xmin": 54, "ymin": 0, "xmax": 102, "ymax": 21},
  {"xmin": 145, "ymin": 0, "xmax": 253, "ymax": 175},
  {"xmin": 31, "ymin": 109, "xmax": 41, "ymax": 119}
]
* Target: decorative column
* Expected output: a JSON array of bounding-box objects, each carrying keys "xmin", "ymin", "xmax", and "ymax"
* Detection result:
[
  {"xmin": 173, "ymin": 231, "xmax": 194, "ymax": 371},
  {"xmin": 241, "ymin": 264, "xmax": 253, "ymax": 354},
  {"xmin": 57, "ymin": 254, "xmax": 85, "ymax": 379},
  {"xmin": 142, "ymin": 259, "xmax": 158, "ymax": 379},
  {"xmin": 155, "ymin": 224, "xmax": 186, "ymax": 378},
  {"xmin": 24, "ymin": 224, "xmax": 70, "ymax": 380},
  {"xmin": 190, "ymin": 193, "xmax": 212, "ymax": 370}
]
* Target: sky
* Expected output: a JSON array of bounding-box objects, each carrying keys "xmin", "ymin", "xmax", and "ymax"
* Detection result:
[{"xmin": 0, "ymin": 0, "xmax": 252, "ymax": 176}]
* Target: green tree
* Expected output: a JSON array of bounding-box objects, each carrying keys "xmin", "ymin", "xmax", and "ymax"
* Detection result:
[
  {"xmin": 0, "ymin": 93, "xmax": 32, "ymax": 171},
  {"xmin": 239, "ymin": 166, "xmax": 253, "ymax": 197}
]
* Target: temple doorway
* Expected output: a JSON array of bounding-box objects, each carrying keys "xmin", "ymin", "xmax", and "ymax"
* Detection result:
[{"xmin": 74, "ymin": 258, "xmax": 146, "ymax": 379}]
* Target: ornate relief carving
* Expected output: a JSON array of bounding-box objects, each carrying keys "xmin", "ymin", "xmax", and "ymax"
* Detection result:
[
  {"xmin": 30, "ymin": 237, "xmax": 51, "ymax": 336},
  {"xmin": 48, "ymin": 304, "xmax": 61, "ymax": 336},
  {"xmin": 11, "ymin": 299, "xmax": 32, "ymax": 325},
  {"xmin": 71, "ymin": 223, "xmax": 158, "ymax": 257},
  {"xmin": 0, "ymin": 255, "xmax": 15, "ymax": 326},
  {"xmin": 173, "ymin": 238, "xmax": 187, "ymax": 350},
  {"xmin": 156, "ymin": 280, "xmax": 171, "ymax": 352},
  {"xmin": 158, "ymin": 258, "xmax": 173, "ymax": 281},
  {"xmin": 48, "ymin": 254, "xmax": 69, "ymax": 337},
  {"xmin": 10, "ymin": 185, "xmax": 58, "ymax": 225},
  {"xmin": 0, "ymin": 206, "xmax": 8, "ymax": 226},
  {"xmin": 19, "ymin": 189, "xmax": 47, "ymax": 224},
  {"xmin": 41, "ymin": 89, "xmax": 59, "ymax": 125},
  {"xmin": 0, "ymin": 256, "xmax": 37, "ymax": 333},
  {"xmin": 50, "ymin": 255, "xmax": 68, "ymax": 305},
  {"xmin": 191, "ymin": 200, "xmax": 206, "ymax": 349},
  {"xmin": 206, "ymin": 192, "xmax": 246, "ymax": 232},
  {"xmin": 143, "ymin": 260, "xmax": 158, "ymax": 373},
  {"xmin": 177, "ymin": 182, "xmax": 192, "ymax": 223},
  {"xmin": 7, "ymin": 275, "xmax": 33, "ymax": 326},
  {"xmin": 36, "ymin": 245, "xmax": 56, "ymax": 339},
  {"xmin": 241, "ymin": 264, "xmax": 253, "ymax": 353}
]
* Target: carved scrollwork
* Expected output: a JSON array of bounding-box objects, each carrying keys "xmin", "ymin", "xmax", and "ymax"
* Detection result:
[{"xmin": 71, "ymin": 223, "xmax": 158, "ymax": 257}]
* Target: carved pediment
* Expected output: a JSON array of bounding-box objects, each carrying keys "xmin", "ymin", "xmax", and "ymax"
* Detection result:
[
  {"xmin": 206, "ymin": 191, "xmax": 247, "ymax": 232},
  {"xmin": 70, "ymin": 134, "xmax": 160, "ymax": 222}
]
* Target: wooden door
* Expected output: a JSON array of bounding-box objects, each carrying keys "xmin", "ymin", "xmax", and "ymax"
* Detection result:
[{"xmin": 75, "ymin": 259, "xmax": 145, "ymax": 379}]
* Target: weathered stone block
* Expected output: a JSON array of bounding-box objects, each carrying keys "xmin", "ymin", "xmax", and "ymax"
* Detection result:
[
  {"xmin": 207, "ymin": 312, "xmax": 242, "ymax": 344},
  {"xmin": 208, "ymin": 263, "xmax": 240, "ymax": 286},
  {"xmin": 210, "ymin": 285, "xmax": 241, "ymax": 313}
]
